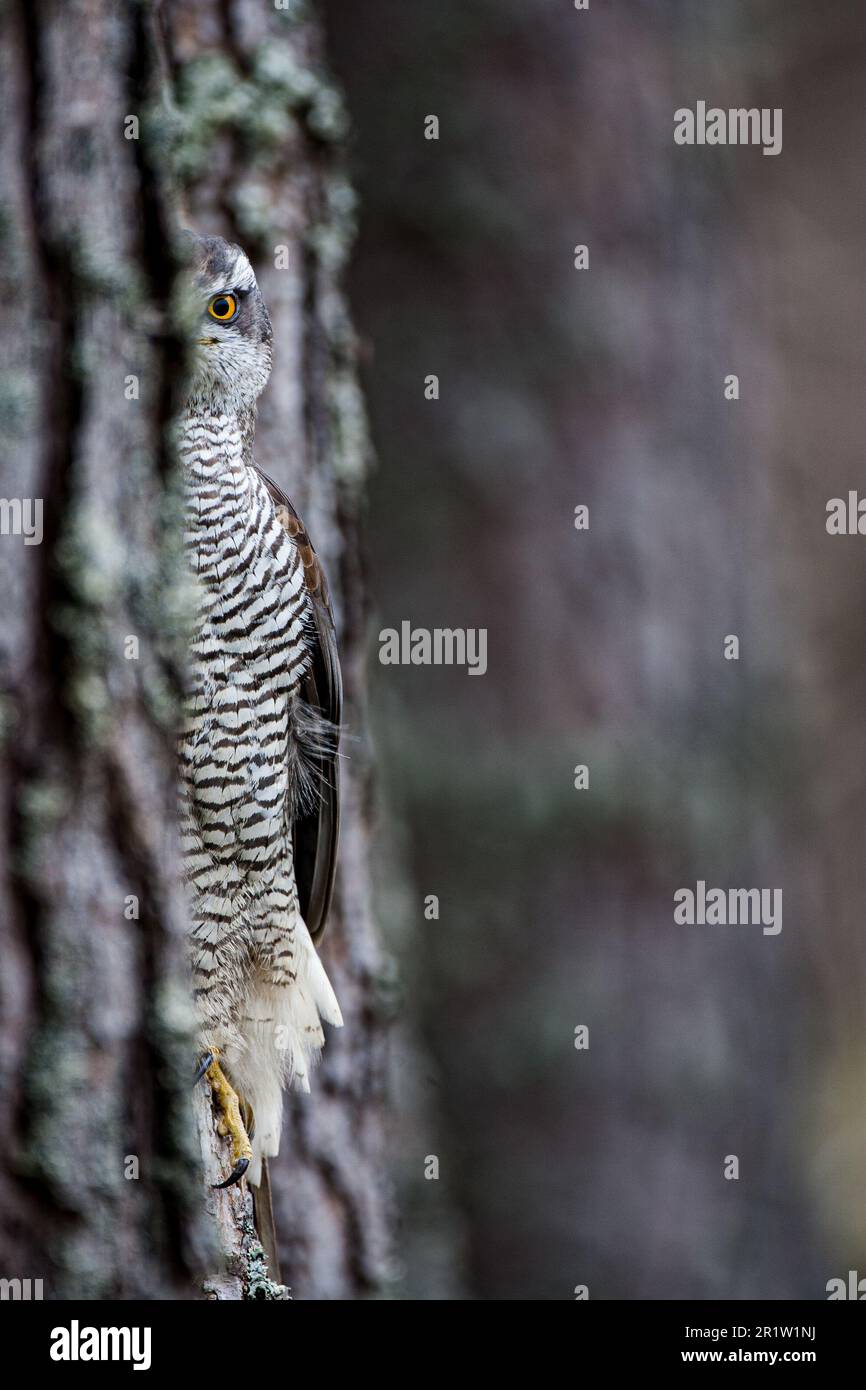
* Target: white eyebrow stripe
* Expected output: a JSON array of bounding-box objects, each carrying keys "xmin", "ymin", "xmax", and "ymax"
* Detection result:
[
  {"xmin": 200, "ymin": 255, "xmax": 257, "ymax": 296},
  {"xmin": 232, "ymin": 261, "xmax": 256, "ymax": 290}
]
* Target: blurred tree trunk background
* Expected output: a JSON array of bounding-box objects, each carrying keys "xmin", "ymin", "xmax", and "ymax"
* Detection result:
[
  {"xmin": 324, "ymin": 0, "xmax": 866, "ymax": 1299},
  {"xmin": 0, "ymin": 0, "xmax": 387, "ymax": 1300}
]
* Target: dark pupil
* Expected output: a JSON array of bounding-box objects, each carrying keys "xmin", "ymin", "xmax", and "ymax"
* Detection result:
[{"xmin": 213, "ymin": 297, "xmax": 231, "ymax": 317}]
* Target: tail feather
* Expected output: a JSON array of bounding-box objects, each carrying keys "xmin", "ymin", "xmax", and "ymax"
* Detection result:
[{"xmin": 252, "ymin": 1156, "xmax": 282, "ymax": 1283}]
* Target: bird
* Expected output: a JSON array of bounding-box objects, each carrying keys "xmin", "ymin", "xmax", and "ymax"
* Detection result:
[{"xmin": 177, "ymin": 232, "xmax": 343, "ymax": 1196}]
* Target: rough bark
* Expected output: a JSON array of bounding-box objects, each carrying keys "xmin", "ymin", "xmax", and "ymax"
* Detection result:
[
  {"xmin": 0, "ymin": 0, "xmax": 206, "ymax": 1300},
  {"xmin": 0, "ymin": 0, "xmax": 387, "ymax": 1301}
]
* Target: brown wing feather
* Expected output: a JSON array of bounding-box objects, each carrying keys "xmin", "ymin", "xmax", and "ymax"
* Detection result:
[{"xmin": 255, "ymin": 465, "xmax": 342, "ymax": 944}]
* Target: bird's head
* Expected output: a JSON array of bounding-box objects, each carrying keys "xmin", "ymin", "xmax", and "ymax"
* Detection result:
[{"xmin": 182, "ymin": 232, "xmax": 273, "ymax": 412}]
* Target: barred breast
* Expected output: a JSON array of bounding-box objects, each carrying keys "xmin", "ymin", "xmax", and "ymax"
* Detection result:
[{"xmin": 177, "ymin": 406, "xmax": 312, "ymax": 1041}]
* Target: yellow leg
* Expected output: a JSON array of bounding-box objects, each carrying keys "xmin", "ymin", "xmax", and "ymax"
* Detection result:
[{"xmin": 205, "ymin": 1050, "xmax": 253, "ymax": 1189}]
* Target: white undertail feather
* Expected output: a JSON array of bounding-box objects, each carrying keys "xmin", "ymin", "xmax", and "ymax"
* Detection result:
[{"xmin": 228, "ymin": 922, "xmax": 343, "ymax": 1187}]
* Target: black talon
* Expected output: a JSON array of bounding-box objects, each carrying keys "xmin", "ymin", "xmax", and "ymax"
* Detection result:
[
  {"xmin": 194, "ymin": 1052, "xmax": 214, "ymax": 1086},
  {"xmin": 213, "ymin": 1157, "xmax": 249, "ymax": 1190}
]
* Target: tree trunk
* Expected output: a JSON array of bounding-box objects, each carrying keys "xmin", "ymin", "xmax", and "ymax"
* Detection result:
[{"xmin": 0, "ymin": 0, "xmax": 387, "ymax": 1301}]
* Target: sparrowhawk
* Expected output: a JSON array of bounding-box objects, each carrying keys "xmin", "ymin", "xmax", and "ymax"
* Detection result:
[{"xmin": 178, "ymin": 233, "xmax": 342, "ymax": 1191}]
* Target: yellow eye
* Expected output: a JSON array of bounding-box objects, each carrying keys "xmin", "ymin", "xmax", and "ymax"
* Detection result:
[{"xmin": 208, "ymin": 293, "xmax": 238, "ymax": 322}]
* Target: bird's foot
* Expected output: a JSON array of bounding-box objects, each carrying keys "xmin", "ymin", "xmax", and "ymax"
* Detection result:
[{"xmin": 199, "ymin": 1049, "xmax": 252, "ymax": 1189}]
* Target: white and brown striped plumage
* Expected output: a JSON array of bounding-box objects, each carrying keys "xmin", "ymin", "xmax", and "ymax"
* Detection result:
[{"xmin": 178, "ymin": 234, "xmax": 342, "ymax": 1185}]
